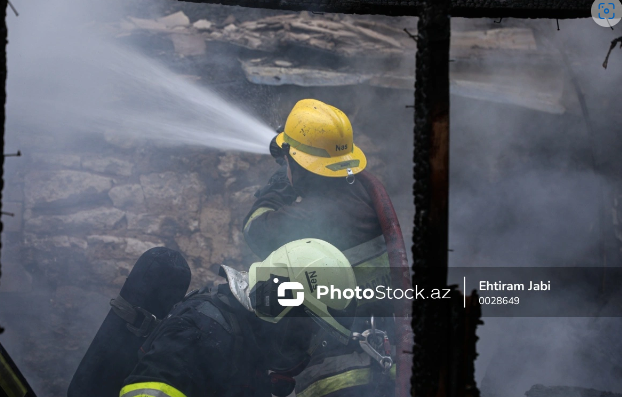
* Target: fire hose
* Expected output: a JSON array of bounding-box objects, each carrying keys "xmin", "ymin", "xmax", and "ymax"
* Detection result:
[{"xmin": 358, "ymin": 170, "xmax": 413, "ymax": 397}]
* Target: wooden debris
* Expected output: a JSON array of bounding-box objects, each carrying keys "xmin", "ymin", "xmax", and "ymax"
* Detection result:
[
  {"xmin": 239, "ymin": 57, "xmax": 567, "ymax": 114},
  {"xmin": 222, "ymin": 15, "xmax": 236, "ymax": 26},
  {"xmin": 452, "ymin": 28, "xmax": 536, "ymax": 50},
  {"xmin": 353, "ymin": 20, "xmax": 409, "ymax": 37},
  {"xmin": 241, "ymin": 60, "xmax": 371, "ymax": 86},
  {"xmin": 341, "ymin": 21, "xmax": 403, "ymax": 48},
  {"xmin": 193, "ymin": 20, "xmax": 212, "ymax": 30},
  {"xmin": 223, "ymin": 24, "xmax": 238, "ymax": 33},
  {"xmin": 290, "ymin": 21, "xmax": 358, "ymax": 38},
  {"xmin": 157, "ymin": 11, "xmax": 190, "ymax": 29},
  {"xmin": 128, "ymin": 17, "xmax": 168, "ymax": 32},
  {"xmin": 112, "ymin": 10, "xmax": 567, "ymax": 114},
  {"xmin": 119, "ymin": 11, "xmax": 539, "ymax": 59}
]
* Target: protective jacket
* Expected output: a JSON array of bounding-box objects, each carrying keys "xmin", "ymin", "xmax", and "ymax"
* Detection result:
[
  {"xmin": 120, "ymin": 284, "xmax": 273, "ymax": 397},
  {"xmin": 243, "ymin": 170, "xmax": 395, "ymax": 397},
  {"xmin": 244, "ymin": 168, "xmax": 382, "ymax": 259}
]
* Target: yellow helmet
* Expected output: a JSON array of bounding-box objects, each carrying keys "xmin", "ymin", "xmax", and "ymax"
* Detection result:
[{"xmin": 275, "ymin": 99, "xmax": 367, "ymax": 177}]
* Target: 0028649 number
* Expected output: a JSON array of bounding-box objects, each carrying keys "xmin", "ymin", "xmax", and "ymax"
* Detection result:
[{"xmin": 479, "ymin": 296, "xmax": 519, "ymax": 305}]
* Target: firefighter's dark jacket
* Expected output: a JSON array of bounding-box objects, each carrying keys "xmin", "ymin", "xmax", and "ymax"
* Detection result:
[
  {"xmin": 121, "ymin": 285, "xmax": 272, "ymax": 397},
  {"xmin": 243, "ymin": 168, "xmax": 383, "ymax": 260},
  {"xmin": 243, "ymin": 168, "xmax": 396, "ymax": 397}
]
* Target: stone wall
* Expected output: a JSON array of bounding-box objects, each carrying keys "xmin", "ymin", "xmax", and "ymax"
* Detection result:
[{"xmin": 5, "ymin": 141, "xmax": 289, "ymax": 295}]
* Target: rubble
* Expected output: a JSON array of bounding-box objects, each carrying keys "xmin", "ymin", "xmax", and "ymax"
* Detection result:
[
  {"xmin": 241, "ymin": 60, "xmax": 372, "ymax": 87},
  {"xmin": 157, "ymin": 11, "xmax": 190, "ymax": 29},
  {"xmin": 116, "ymin": 11, "xmax": 537, "ymax": 58},
  {"xmin": 128, "ymin": 17, "xmax": 169, "ymax": 32},
  {"xmin": 112, "ymin": 11, "xmax": 570, "ymax": 114},
  {"xmin": 193, "ymin": 19, "xmax": 212, "ymax": 30}
]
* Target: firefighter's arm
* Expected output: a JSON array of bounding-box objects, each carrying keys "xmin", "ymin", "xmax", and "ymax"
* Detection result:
[
  {"xmin": 243, "ymin": 194, "xmax": 333, "ymax": 259},
  {"xmin": 242, "ymin": 166, "xmax": 301, "ymax": 256},
  {"xmin": 120, "ymin": 307, "xmax": 234, "ymax": 397}
]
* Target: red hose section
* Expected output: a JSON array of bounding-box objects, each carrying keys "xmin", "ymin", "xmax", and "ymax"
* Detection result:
[{"xmin": 358, "ymin": 171, "xmax": 413, "ymax": 397}]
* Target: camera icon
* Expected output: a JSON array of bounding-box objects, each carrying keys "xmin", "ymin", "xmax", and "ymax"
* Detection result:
[
  {"xmin": 593, "ymin": 0, "xmax": 621, "ymax": 26},
  {"xmin": 598, "ymin": 3, "xmax": 615, "ymax": 19}
]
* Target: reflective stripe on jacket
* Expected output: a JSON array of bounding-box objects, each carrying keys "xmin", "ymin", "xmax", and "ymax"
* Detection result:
[
  {"xmin": 120, "ymin": 382, "xmax": 186, "ymax": 397},
  {"xmin": 296, "ymin": 352, "xmax": 396, "ymax": 397}
]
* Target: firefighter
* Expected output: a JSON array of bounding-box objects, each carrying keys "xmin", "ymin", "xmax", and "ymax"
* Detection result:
[
  {"xmin": 243, "ymin": 99, "xmax": 396, "ymax": 397},
  {"xmin": 119, "ymin": 239, "xmax": 359, "ymax": 397}
]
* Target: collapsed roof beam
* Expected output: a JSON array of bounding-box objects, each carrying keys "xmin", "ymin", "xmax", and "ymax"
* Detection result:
[{"xmin": 178, "ymin": 0, "xmax": 591, "ymax": 18}]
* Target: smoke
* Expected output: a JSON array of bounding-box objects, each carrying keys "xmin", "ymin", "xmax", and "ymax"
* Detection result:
[
  {"xmin": 447, "ymin": 17, "xmax": 622, "ymax": 396},
  {"xmin": 5, "ymin": 0, "xmax": 275, "ymax": 154},
  {"xmin": 2, "ymin": 0, "xmax": 278, "ymax": 394}
]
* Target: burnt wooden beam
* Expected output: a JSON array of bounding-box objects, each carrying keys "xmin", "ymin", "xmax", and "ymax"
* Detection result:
[
  {"xmin": 412, "ymin": 0, "xmax": 452, "ymax": 396},
  {"xmin": 0, "ymin": 0, "xmax": 7, "ymax": 335},
  {"xmin": 176, "ymin": 0, "xmax": 591, "ymax": 18}
]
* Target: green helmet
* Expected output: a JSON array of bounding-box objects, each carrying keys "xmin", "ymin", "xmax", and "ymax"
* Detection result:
[{"xmin": 221, "ymin": 239, "xmax": 357, "ymax": 345}]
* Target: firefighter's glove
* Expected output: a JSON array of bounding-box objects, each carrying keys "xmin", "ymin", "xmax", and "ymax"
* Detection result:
[
  {"xmin": 269, "ymin": 135, "xmax": 285, "ymax": 166},
  {"xmin": 254, "ymin": 166, "xmax": 297, "ymax": 206}
]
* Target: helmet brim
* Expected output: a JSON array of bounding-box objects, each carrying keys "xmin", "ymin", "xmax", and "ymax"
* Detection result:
[{"xmin": 276, "ymin": 132, "xmax": 367, "ymax": 178}]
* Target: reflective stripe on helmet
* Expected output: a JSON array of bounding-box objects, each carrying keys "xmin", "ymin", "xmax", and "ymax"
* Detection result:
[
  {"xmin": 119, "ymin": 382, "xmax": 186, "ymax": 397},
  {"xmin": 282, "ymin": 132, "xmax": 332, "ymax": 158}
]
